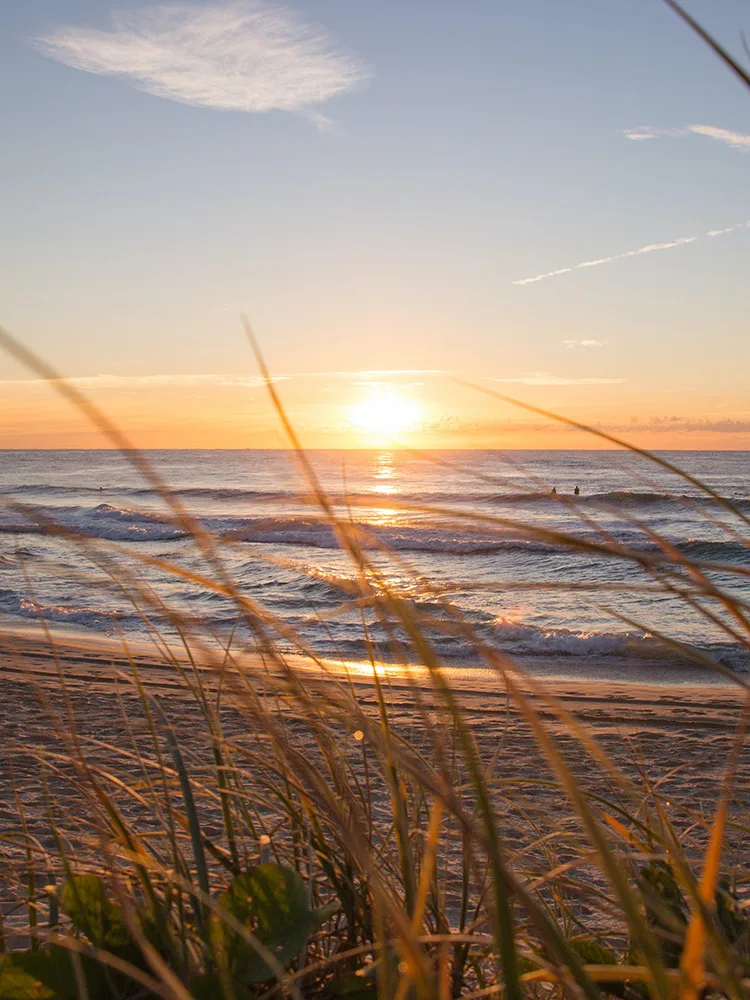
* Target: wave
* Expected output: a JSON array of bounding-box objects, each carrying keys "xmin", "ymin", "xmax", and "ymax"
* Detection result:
[
  {"xmin": 583, "ymin": 491, "xmax": 750, "ymax": 513},
  {"xmin": 484, "ymin": 616, "xmax": 737, "ymax": 662},
  {"xmin": 0, "ymin": 502, "xmax": 553, "ymax": 550},
  {"xmin": 5, "ymin": 482, "xmax": 750, "ymax": 514},
  {"xmin": 1, "ymin": 576, "xmax": 747, "ymax": 671},
  {"xmin": 672, "ymin": 539, "xmax": 750, "ymax": 563},
  {"xmin": 1, "ymin": 484, "xmax": 294, "ymax": 503},
  {"xmin": 0, "ymin": 503, "xmax": 626, "ymax": 555},
  {"xmin": 390, "ymin": 606, "xmax": 750, "ymax": 667},
  {"xmin": 0, "ymin": 503, "xmax": 189, "ymax": 542},
  {"xmin": 483, "ymin": 490, "xmax": 750, "ymax": 514},
  {"xmin": 0, "ymin": 587, "xmax": 128, "ymax": 631},
  {"xmin": 280, "ymin": 614, "xmax": 750, "ymax": 672},
  {"xmin": 1, "ymin": 502, "xmax": 749, "ymax": 565}
]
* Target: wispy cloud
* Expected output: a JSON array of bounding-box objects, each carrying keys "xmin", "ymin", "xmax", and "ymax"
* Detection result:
[
  {"xmin": 622, "ymin": 125, "xmax": 684, "ymax": 141},
  {"xmin": 514, "ymin": 236, "xmax": 696, "ymax": 286},
  {"xmin": 0, "ymin": 373, "xmax": 283, "ymax": 391},
  {"xmin": 687, "ymin": 124, "xmax": 750, "ymax": 150},
  {"xmin": 1, "ymin": 369, "xmax": 442, "ymax": 390},
  {"xmin": 623, "ymin": 123, "xmax": 750, "ymax": 150},
  {"xmin": 490, "ymin": 372, "xmax": 625, "ymax": 386},
  {"xmin": 513, "ymin": 221, "xmax": 750, "ymax": 287},
  {"xmin": 444, "ymin": 416, "xmax": 750, "ymax": 439},
  {"xmin": 677, "ymin": 419, "xmax": 750, "ymax": 433},
  {"xmin": 563, "ymin": 339, "xmax": 606, "ymax": 349},
  {"xmin": 622, "ymin": 128, "xmax": 665, "ymax": 141},
  {"xmin": 308, "ymin": 368, "xmax": 445, "ymax": 378},
  {"xmin": 33, "ymin": 1, "xmax": 370, "ymax": 119},
  {"xmin": 513, "ymin": 267, "xmax": 575, "ymax": 284},
  {"xmin": 615, "ymin": 417, "xmax": 750, "ymax": 433}
]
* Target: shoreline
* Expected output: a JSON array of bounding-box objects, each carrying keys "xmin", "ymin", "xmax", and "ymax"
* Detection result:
[
  {"xmin": 0, "ymin": 623, "xmax": 748, "ymax": 728},
  {"xmin": 0, "ymin": 615, "xmax": 742, "ymax": 689},
  {"xmin": 1, "ymin": 623, "xmax": 746, "ymax": 776},
  {"xmin": 2, "ymin": 620, "xmax": 746, "ymax": 759}
]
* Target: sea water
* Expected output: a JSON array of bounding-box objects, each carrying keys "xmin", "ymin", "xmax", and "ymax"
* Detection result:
[{"xmin": 0, "ymin": 449, "xmax": 748, "ymax": 671}]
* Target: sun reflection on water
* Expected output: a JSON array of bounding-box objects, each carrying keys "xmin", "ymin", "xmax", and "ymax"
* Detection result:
[
  {"xmin": 373, "ymin": 450, "xmax": 396, "ymax": 486},
  {"xmin": 363, "ymin": 451, "xmax": 400, "ymax": 522}
]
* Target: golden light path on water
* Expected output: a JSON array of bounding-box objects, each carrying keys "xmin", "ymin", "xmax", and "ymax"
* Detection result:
[{"xmin": 367, "ymin": 450, "xmax": 400, "ymax": 524}]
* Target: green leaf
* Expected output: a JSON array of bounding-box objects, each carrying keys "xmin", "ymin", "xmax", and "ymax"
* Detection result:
[
  {"xmin": 0, "ymin": 946, "xmax": 83, "ymax": 1000},
  {"xmin": 58, "ymin": 877, "xmax": 152, "ymax": 996},
  {"xmin": 567, "ymin": 939, "xmax": 625, "ymax": 998},
  {"xmin": 637, "ymin": 861, "xmax": 687, "ymax": 968},
  {"xmin": 0, "ymin": 959, "xmax": 55, "ymax": 1000},
  {"xmin": 60, "ymin": 876, "xmax": 131, "ymax": 955},
  {"xmin": 328, "ymin": 950, "xmax": 399, "ymax": 999},
  {"xmin": 214, "ymin": 864, "xmax": 318, "ymax": 984},
  {"xmin": 327, "ymin": 971, "xmax": 377, "ymax": 998},
  {"xmin": 568, "ymin": 938, "xmax": 617, "ymax": 966},
  {"xmin": 189, "ymin": 973, "xmax": 250, "ymax": 1000},
  {"xmin": 517, "ymin": 953, "xmax": 544, "ymax": 976},
  {"xmin": 715, "ymin": 879, "xmax": 748, "ymax": 948}
]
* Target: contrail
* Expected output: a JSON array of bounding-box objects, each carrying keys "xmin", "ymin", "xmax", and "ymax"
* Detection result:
[{"xmin": 513, "ymin": 221, "xmax": 749, "ymax": 286}]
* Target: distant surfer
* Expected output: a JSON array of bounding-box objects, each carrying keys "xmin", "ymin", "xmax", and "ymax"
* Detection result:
[
  {"xmin": 551, "ymin": 487, "xmax": 557, "ymax": 494},
  {"xmin": 574, "ymin": 486, "xmax": 580, "ymax": 496}
]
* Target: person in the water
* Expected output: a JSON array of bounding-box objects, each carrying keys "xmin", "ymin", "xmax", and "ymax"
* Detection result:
[
  {"xmin": 551, "ymin": 486, "xmax": 557, "ymax": 494},
  {"xmin": 574, "ymin": 486, "xmax": 580, "ymax": 496}
]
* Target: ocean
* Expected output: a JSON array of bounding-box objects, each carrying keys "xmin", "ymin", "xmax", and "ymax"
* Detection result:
[{"xmin": 1, "ymin": 449, "xmax": 749, "ymax": 672}]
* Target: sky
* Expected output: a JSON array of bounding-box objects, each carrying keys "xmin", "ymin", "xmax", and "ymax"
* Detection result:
[{"xmin": 1, "ymin": 0, "xmax": 749, "ymax": 448}]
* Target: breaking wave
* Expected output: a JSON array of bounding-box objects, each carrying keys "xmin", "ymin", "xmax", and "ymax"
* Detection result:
[
  {"xmin": 4, "ymin": 483, "xmax": 750, "ymax": 515},
  {"xmin": 0, "ymin": 503, "xmax": 749, "ymax": 564},
  {"xmin": 1, "ymin": 580, "xmax": 746, "ymax": 672}
]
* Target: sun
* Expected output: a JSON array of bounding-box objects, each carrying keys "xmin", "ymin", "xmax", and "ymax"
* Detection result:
[{"xmin": 348, "ymin": 387, "xmax": 422, "ymax": 441}]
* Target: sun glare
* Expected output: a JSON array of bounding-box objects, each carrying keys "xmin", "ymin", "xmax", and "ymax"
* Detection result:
[{"xmin": 348, "ymin": 387, "xmax": 422, "ymax": 441}]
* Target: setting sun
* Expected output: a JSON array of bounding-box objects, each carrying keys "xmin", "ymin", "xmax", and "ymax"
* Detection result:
[{"xmin": 348, "ymin": 387, "xmax": 422, "ymax": 441}]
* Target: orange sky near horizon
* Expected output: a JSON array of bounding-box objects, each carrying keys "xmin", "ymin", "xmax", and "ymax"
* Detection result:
[{"xmin": 1, "ymin": 371, "xmax": 749, "ymax": 451}]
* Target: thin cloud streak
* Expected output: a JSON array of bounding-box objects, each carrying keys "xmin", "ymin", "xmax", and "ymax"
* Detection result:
[
  {"xmin": 0, "ymin": 373, "xmax": 282, "ymax": 390},
  {"xmin": 460, "ymin": 417, "xmax": 750, "ymax": 437},
  {"xmin": 490, "ymin": 372, "xmax": 625, "ymax": 386},
  {"xmin": 687, "ymin": 124, "xmax": 750, "ymax": 150},
  {"xmin": 623, "ymin": 123, "xmax": 750, "ymax": 149},
  {"xmin": 563, "ymin": 339, "xmax": 606, "ymax": 349},
  {"xmin": 33, "ymin": 0, "xmax": 370, "ymax": 117},
  {"xmin": 514, "ymin": 222, "xmax": 750, "ymax": 287},
  {"xmin": 307, "ymin": 368, "xmax": 445, "ymax": 378},
  {"xmin": 622, "ymin": 125, "xmax": 684, "ymax": 141},
  {"xmin": 0, "ymin": 369, "xmax": 443, "ymax": 390},
  {"xmin": 614, "ymin": 418, "xmax": 750, "ymax": 434},
  {"xmin": 514, "ymin": 236, "xmax": 696, "ymax": 286},
  {"xmin": 622, "ymin": 128, "xmax": 664, "ymax": 141}
]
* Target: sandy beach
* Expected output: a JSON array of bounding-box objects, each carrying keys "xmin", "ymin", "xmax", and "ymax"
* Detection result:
[
  {"xmin": 1, "ymin": 624, "xmax": 748, "ymax": 856},
  {"xmin": 1, "ymin": 620, "xmax": 750, "ymax": 968}
]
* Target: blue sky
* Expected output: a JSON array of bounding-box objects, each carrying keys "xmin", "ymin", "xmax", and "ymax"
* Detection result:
[{"xmin": 1, "ymin": 0, "xmax": 749, "ymax": 447}]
